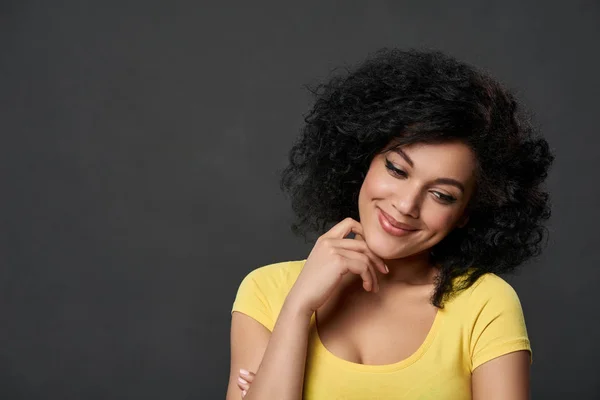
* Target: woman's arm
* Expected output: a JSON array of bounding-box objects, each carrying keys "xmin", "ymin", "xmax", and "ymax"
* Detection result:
[
  {"xmin": 238, "ymin": 298, "xmax": 313, "ymax": 400},
  {"xmin": 226, "ymin": 311, "xmax": 270, "ymax": 400},
  {"xmin": 471, "ymin": 350, "xmax": 531, "ymax": 400},
  {"xmin": 228, "ymin": 219, "xmax": 385, "ymax": 399}
]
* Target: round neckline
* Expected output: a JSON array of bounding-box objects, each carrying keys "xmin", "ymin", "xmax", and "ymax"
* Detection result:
[{"xmin": 313, "ymin": 306, "xmax": 444, "ymax": 373}]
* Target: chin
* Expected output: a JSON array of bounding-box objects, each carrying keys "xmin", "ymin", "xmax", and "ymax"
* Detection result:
[
  {"xmin": 364, "ymin": 222, "xmax": 441, "ymax": 261},
  {"xmin": 363, "ymin": 230, "xmax": 419, "ymax": 260}
]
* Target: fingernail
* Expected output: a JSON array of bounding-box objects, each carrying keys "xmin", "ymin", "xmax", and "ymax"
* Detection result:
[
  {"xmin": 239, "ymin": 368, "xmax": 250, "ymax": 376},
  {"xmin": 384, "ymin": 264, "xmax": 389, "ymax": 273},
  {"xmin": 242, "ymin": 389, "xmax": 247, "ymax": 397},
  {"xmin": 238, "ymin": 377, "xmax": 248, "ymax": 384}
]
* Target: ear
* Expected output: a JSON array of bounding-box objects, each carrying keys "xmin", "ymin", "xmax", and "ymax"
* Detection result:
[{"xmin": 457, "ymin": 215, "xmax": 469, "ymax": 229}]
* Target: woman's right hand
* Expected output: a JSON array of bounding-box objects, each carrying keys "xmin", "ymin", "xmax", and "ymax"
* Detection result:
[{"xmin": 285, "ymin": 217, "xmax": 389, "ymax": 316}]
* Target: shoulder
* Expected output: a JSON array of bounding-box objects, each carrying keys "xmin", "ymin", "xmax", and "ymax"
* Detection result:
[
  {"xmin": 231, "ymin": 259, "xmax": 306, "ymax": 332},
  {"xmin": 240, "ymin": 259, "xmax": 306, "ymax": 290},
  {"xmin": 465, "ymin": 273, "xmax": 523, "ymax": 306},
  {"xmin": 233, "ymin": 259, "xmax": 306, "ymax": 310},
  {"xmin": 456, "ymin": 273, "xmax": 532, "ymax": 371},
  {"xmin": 447, "ymin": 272, "xmax": 526, "ymax": 320}
]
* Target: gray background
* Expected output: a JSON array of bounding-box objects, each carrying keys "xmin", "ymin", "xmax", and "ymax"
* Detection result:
[{"xmin": 2, "ymin": 0, "xmax": 599, "ymax": 398}]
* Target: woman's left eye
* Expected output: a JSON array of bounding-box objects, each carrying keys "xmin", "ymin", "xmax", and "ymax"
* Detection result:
[{"xmin": 432, "ymin": 192, "xmax": 456, "ymax": 204}]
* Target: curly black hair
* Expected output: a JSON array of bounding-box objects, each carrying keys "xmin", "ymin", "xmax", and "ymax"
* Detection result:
[{"xmin": 279, "ymin": 48, "xmax": 554, "ymax": 308}]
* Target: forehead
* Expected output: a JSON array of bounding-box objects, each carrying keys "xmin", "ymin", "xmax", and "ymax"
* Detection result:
[{"xmin": 385, "ymin": 141, "xmax": 477, "ymax": 182}]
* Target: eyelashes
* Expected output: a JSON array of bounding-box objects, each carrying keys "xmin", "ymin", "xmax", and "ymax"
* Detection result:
[
  {"xmin": 433, "ymin": 192, "xmax": 457, "ymax": 204},
  {"xmin": 384, "ymin": 159, "xmax": 407, "ymax": 177},
  {"xmin": 384, "ymin": 159, "xmax": 457, "ymax": 204}
]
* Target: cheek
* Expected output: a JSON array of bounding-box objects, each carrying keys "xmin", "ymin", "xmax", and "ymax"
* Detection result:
[
  {"xmin": 360, "ymin": 164, "xmax": 391, "ymax": 198},
  {"xmin": 358, "ymin": 168, "xmax": 379, "ymax": 203},
  {"xmin": 424, "ymin": 209, "xmax": 458, "ymax": 232}
]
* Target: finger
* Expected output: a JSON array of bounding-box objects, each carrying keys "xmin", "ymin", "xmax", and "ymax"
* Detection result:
[
  {"xmin": 367, "ymin": 256, "xmax": 379, "ymax": 292},
  {"xmin": 335, "ymin": 238, "xmax": 387, "ymax": 274},
  {"xmin": 237, "ymin": 383, "xmax": 249, "ymax": 393},
  {"xmin": 344, "ymin": 248, "xmax": 379, "ymax": 292},
  {"xmin": 239, "ymin": 371, "xmax": 254, "ymax": 382},
  {"xmin": 237, "ymin": 378, "xmax": 249, "ymax": 391},
  {"xmin": 335, "ymin": 249, "xmax": 377, "ymax": 292},
  {"xmin": 322, "ymin": 217, "xmax": 364, "ymax": 240},
  {"xmin": 327, "ymin": 238, "xmax": 388, "ymax": 274},
  {"xmin": 358, "ymin": 254, "xmax": 378, "ymax": 293},
  {"xmin": 242, "ymin": 389, "xmax": 247, "ymax": 397}
]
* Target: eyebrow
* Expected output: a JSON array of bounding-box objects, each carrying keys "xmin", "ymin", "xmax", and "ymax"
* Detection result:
[
  {"xmin": 390, "ymin": 147, "xmax": 414, "ymax": 167},
  {"xmin": 389, "ymin": 147, "xmax": 466, "ymax": 193},
  {"xmin": 433, "ymin": 178, "xmax": 465, "ymax": 193}
]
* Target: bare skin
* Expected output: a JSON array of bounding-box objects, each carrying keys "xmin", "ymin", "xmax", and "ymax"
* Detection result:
[
  {"xmin": 312, "ymin": 140, "xmax": 476, "ymax": 366},
  {"xmin": 233, "ymin": 141, "xmax": 530, "ymax": 399},
  {"xmin": 232, "ymin": 218, "xmax": 388, "ymax": 400},
  {"xmin": 236, "ymin": 259, "xmax": 438, "ymax": 396},
  {"xmin": 314, "ymin": 257, "xmax": 439, "ymax": 366},
  {"xmin": 236, "ymin": 240, "xmax": 529, "ymax": 399}
]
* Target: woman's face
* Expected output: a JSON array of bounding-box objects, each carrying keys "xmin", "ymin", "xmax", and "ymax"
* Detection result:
[{"xmin": 358, "ymin": 140, "xmax": 477, "ymax": 261}]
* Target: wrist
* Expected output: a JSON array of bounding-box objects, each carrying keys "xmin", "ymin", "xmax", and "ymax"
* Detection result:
[{"xmin": 282, "ymin": 296, "xmax": 314, "ymax": 320}]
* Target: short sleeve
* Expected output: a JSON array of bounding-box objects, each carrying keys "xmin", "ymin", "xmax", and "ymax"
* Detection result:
[
  {"xmin": 231, "ymin": 268, "xmax": 275, "ymax": 332},
  {"xmin": 469, "ymin": 275, "xmax": 532, "ymax": 371}
]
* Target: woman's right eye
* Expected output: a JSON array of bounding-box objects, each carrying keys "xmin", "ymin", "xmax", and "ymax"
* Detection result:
[{"xmin": 385, "ymin": 159, "xmax": 407, "ymax": 178}]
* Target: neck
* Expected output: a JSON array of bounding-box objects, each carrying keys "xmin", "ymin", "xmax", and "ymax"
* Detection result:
[
  {"xmin": 378, "ymin": 251, "xmax": 439, "ymax": 287},
  {"xmin": 353, "ymin": 232, "xmax": 438, "ymax": 290}
]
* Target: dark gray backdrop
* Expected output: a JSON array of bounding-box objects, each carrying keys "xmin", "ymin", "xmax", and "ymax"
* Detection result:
[{"xmin": 2, "ymin": 1, "xmax": 599, "ymax": 399}]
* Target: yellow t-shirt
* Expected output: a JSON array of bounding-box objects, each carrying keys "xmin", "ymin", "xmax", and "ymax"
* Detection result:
[{"xmin": 231, "ymin": 260, "xmax": 532, "ymax": 400}]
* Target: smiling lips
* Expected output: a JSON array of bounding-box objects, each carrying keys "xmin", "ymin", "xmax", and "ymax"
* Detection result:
[{"xmin": 377, "ymin": 208, "xmax": 419, "ymax": 237}]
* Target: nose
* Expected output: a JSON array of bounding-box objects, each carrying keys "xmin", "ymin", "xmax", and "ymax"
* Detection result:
[{"xmin": 393, "ymin": 185, "xmax": 421, "ymax": 219}]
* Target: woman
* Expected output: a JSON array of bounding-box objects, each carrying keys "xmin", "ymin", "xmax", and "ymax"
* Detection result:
[{"xmin": 226, "ymin": 48, "xmax": 553, "ymax": 399}]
